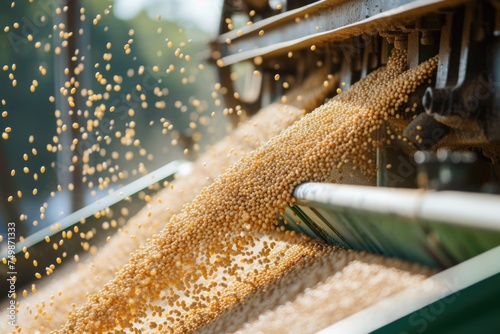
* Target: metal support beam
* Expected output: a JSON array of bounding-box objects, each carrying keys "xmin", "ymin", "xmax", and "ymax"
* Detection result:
[{"xmin": 215, "ymin": 0, "xmax": 471, "ymax": 67}]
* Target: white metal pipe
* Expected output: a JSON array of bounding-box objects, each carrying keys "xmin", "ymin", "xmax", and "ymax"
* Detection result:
[{"xmin": 293, "ymin": 183, "xmax": 500, "ymax": 231}]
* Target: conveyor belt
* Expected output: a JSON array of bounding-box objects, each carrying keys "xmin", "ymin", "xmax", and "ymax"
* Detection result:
[
  {"xmin": 319, "ymin": 245, "xmax": 500, "ymax": 333},
  {"xmin": 0, "ymin": 160, "xmax": 192, "ymax": 296},
  {"xmin": 287, "ymin": 182, "xmax": 500, "ymax": 332}
]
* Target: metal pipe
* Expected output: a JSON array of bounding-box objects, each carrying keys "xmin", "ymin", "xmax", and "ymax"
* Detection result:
[{"xmin": 293, "ymin": 182, "xmax": 500, "ymax": 230}]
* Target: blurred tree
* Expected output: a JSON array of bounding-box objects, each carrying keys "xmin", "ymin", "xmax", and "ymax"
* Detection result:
[{"xmin": 0, "ymin": 0, "xmax": 226, "ymax": 238}]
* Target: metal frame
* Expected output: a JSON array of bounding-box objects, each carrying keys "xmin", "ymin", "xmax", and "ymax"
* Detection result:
[{"xmin": 215, "ymin": 0, "xmax": 470, "ymax": 67}]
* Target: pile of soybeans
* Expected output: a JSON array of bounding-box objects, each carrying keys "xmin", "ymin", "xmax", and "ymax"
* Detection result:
[{"xmin": 1, "ymin": 35, "xmax": 440, "ymax": 332}]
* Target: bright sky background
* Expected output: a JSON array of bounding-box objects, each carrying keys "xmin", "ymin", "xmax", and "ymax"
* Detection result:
[{"xmin": 114, "ymin": 0, "xmax": 223, "ymax": 34}]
